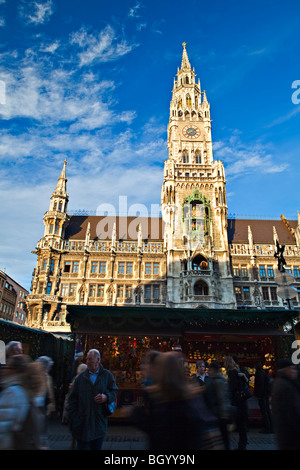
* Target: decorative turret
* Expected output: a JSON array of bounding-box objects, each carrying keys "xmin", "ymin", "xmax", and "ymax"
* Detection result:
[{"xmin": 43, "ymin": 160, "xmax": 70, "ymax": 244}]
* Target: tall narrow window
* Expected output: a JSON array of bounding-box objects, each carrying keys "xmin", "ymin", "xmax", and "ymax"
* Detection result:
[
  {"xmin": 153, "ymin": 285, "xmax": 160, "ymax": 299},
  {"xmin": 126, "ymin": 262, "xmax": 133, "ymax": 274},
  {"xmin": 243, "ymin": 287, "xmax": 250, "ymax": 300},
  {"xmin": 262, "ymin": 287, "xmax": 269, "ymax": 301},
  {"xmin": 259, "ymin": 265, "xmax": 266, "ymax": 277},
  {"xmin": 89, "ymin": 284, "xmax": 96, "ymax": 297},
  {"xmin": 145, "ymin": 263, "xmax": 151, "ymax": 275},
  {"xmin": 99, "ymin": 262, "xmax": 106, "ymax": 274},
  {"xmin": 125, "ymin": 285, "xmax": 132, "ymax": 299},
  {"xmin": 144, "ymin": 285, "xmax": 151, "ymax": 299},
  {"xmin": 118, "ymin": 262, "xmax": 125, "ymax": 274},
  {"xmin": 186, "ymin": 93, "xmax": 192, "ymax": 107},
  {"xmin": 72, "ymin": 261, "xmax": 79, "ymax": 273},
  {"xmin": 61, "ymin": 284, "xmax": 68, "ymax": 296},
  {"xmin": 117, "ymin": 285, "xmax": 123, "ymax": 298},
  {"xmin": 91, "ymin": 261, "xmax": 98, "ymax": 273},
  {"xmin": 97, "ymin": 284, "xmax": 104, "ymax": 298},
  {"xmin": 46, "ymin": 282, "xmax": 52, "ymax": 295},
  {"xmin": 69, "ymin": 284, "xmax": 77, "ymax": 297}
]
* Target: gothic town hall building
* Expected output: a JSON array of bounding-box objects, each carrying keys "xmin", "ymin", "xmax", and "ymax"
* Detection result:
[{"xmin": 26, "ymin": 44, "xmax": 300, "ymax": 333}]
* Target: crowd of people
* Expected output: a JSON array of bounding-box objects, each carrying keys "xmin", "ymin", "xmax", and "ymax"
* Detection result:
[{"xmin": 1, "ymin": 340, "xmax": 300, "ymax": 451}]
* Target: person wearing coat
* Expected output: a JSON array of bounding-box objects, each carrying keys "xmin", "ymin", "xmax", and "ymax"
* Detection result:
[
  {"xmin": 254, "ymin": 361, "xmax": 272, "ymax": 433},
  {"xmin": 0, "ymin": 355, "xmax": 44, "ymax": 450},
  {"xmin": 272, "ymin": 358, "xmax": 300, "ymax": 450},
  {"xmin": 68, "ymin": 349, "xmax": 118, "ymax": 450}
]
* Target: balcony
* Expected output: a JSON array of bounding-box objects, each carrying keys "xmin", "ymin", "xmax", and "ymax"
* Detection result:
[{"xmin": 180, "ymin": 269, "xmax": 211, "ymax": 277}]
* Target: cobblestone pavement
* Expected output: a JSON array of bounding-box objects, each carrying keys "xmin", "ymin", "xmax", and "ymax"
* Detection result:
[{"xmin": 46, "ymin": 416, "xmax": 277, "ymax": 451}]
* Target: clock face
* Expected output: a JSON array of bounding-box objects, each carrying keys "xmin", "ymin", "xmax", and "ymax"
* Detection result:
[{"xmin": 183, "ymin": 125, "xmax": 200, "ymax": 139}]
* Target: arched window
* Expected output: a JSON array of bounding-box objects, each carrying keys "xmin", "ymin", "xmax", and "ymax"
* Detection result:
[
  {"xmin": 182, "ymin": 151, "xmax": 189, "ymax": 164},
  {"xmin": 194, "ymin": 280, "xmax": 209, "ymax": 296},
  {"xmin": 192, "ymin": 254, "xmax": 208, "ymax": 271},
  {"xmin": 195, "ymin": 151, "xmax": 201, "ymax": 164},
  {"xmin": 185, "ymin": 76, "xmax": 189, "ymax": 84},
  {"xmin": 186, "ymin": 94, "xmax": 192, "ymax": 108}
]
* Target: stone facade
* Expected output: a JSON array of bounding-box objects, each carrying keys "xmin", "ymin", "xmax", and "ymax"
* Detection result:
[{"xmin": 26, "ymin": 44, "xmax": 300, "ymax": 333}]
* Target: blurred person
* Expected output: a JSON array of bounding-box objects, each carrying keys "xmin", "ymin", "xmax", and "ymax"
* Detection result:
[
  {"xmin": 35, "ymin": 356, "xmax": 56, "ymax": 449},
  {"xmin": 72, "ymin": 351, "xmax": 84, "ymax": 379},
  {"xmin": 272, "ymin": 358, "xmax": 300, "ymax": 450},
  {"xmin": 191, "ymin": 360, "xmax": 208, "ymax": 388},
  {"xmin": 62, "ymin": 363, "xmax": 88, "ymax": 425},
  {"xmin": 68, "ymin": 349, "xmax": 118, "ymax": 450},
  {"xmin": 0, "ymin": 355, "xmax": 43, "ymax": 449},
  {"xmin": 140, "ymin": 350, "xmax": 161, "ymax": 387},
  {"xmin": 62, "ymin": 363, "xmax": 88, "ymax": 449},
  {"xmin": 204, "ymin": 360, "xmax": 232, "ymax": 450},
  {"xmin": 224, "ymin": 356, "xmax": 251, "ymax": 450},
  {"xmin": 254, "ymin": 361, "xmax": 272, "ymax": 434},
  {"xmin": 5, "ymin": 341, "xmax": 23, "ymax": 358},
  {"xmin": 130, "ymin": 351, "xmax": 205, "ymax": 450}
]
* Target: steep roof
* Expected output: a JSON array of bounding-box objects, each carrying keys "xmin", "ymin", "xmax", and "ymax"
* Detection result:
[
  {"xmin": 64, "ymin": 215, "xmax": 297, "ymax": 245},
  {"xmin": 227, "ymin": 218, "xmax": 297, "ymax": 245},
  {"xmin": 65, "ymin": 216, "xmax": 164, "ymax": 241}
]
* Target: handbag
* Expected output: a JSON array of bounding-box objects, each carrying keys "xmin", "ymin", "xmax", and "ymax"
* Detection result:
[
  {"xmin": 233, "ymin": 376, "xmax": 252, "ymax": 404},
  {"xmin": 102, "ymin": 401, "xmax": 116, "ymax": 417}
]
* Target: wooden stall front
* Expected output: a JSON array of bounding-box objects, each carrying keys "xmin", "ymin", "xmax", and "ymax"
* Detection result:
[{"xmin": 66, "ymin": 305, "xmax": 297, "ymax": 420}]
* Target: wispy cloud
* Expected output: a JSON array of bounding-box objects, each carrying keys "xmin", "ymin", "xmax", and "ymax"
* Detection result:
[
  {"xmin": 265, "ymin": 106, "xmax": 300, "ymax": 128},
  {"xmin": 20, "ymin": 0, "xmax": 54, "ymax": 25},
  {"xmin": 70, "ymin": 25, "xmax": 138, "ymax": 67},
  {"xmin": 213, "ymin": 133, "xmax": 289, "ymax": 178}
]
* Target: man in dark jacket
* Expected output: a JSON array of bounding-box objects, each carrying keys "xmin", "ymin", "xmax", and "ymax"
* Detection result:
[
  {"xmin": 191, "ymin": 360, "xmax": 208, "ymax": 387},
  {"xmin": 254, "ymin": 361, "xmax": 272, "ymax": 433},
  {"xmin": 68, "ymin": 349, "xmax": 118, "ymax": 450},
  {"xmin": 272, "ymin": 358, "xmax": 300, "ymax": 450}
]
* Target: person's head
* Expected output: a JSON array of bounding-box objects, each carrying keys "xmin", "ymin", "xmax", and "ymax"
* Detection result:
[
  {"xmin": 208, "ymin": 360, "xmax": 221, "ymax": 377},
  {"xmin": 23, "ymin": 361, "xmax": 47, "ymax": 398},
  {"xmin": 4, "ymin": 354, "xmax": 29, "ymax": 377},
  {"xmin": 155, "ymin": 351, "xmax": 191, "ymax": 402},
  {"xmin": 86, "ymin": 349, "xmax": 101, "ymax": 373},
  {"xmin": 76, "ymin": 363, "xmax": 88, "ymax": 375},
  {"xmin": 196, "ymin": 360, "xmax": 206, "ymax": 375},
  {"xmin": 36, "ymin": 356, "xmax": 54, "ymax": 372},
  {"xmin": 224, "ymin": 356, "xmax": 239, "ymax": 372},
  {"xmin": 277, "ymin": 358, "xmax": 298, "ymax": 381},
  {"xmin": 141, "ymin": 350, "xmax": 160, "ymax": 379},
  {"xmin": 6, "ymin": 341, "xmax": 23, "ymax": 357}
]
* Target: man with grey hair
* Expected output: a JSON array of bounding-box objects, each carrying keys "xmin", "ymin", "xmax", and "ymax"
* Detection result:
[
  {"xmin": 5, "ymin": 341, "xmax": 23, "ymax": 358},
  {"xmin": 68, "ymin": 349, "xmax": 118, "ymax": 450}
]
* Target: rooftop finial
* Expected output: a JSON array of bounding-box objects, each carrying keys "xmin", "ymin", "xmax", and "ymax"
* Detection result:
[{"xmin": 181, "ymin": 42, "xmax": 191, "ymax": 70}]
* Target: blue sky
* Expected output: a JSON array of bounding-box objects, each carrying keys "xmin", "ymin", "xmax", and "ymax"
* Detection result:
[{"xmin": 0, "ymin": 0, "xmax": 300, "ymax": 290}]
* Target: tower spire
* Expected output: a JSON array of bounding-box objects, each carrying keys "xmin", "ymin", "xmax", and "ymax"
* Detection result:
[
  {"xmin": 181, "ymin": 42, "xmax": 191, "ymax": 70},
  {"xmin": 53, "ymin": 159, "xmax": 67, "ymax": 196}
]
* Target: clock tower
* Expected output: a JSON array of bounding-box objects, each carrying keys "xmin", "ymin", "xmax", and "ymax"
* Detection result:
[{"xmin": 161, "ymin": 43, "xmax": 236, "ymax": 309}]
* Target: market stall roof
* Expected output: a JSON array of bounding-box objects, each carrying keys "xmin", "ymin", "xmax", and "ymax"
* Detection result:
[{"xmin": 66, "ymin": 305, "xmax": 297, "ymax": 337}]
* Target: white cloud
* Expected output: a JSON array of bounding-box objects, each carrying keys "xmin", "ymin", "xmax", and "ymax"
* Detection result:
[
  {"xmin": 213, "ymin": 134, "xmax": 289, "ymax": 178},
  {"xmin": 70, "ymin": 25, "xmax": 138, "ymax": 67},
  {"xmin": 20, "ymin": 0, "xmax": 54, "ymax": 25}
]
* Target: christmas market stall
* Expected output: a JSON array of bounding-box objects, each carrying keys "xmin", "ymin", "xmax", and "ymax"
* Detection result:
[
  {"xmin": 0, "ymin": 318, "xmax": 74, "ymax": 414},
  {"xmin": 66, "ymin": 305, "xmax": 297, "ymax": 420}
]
